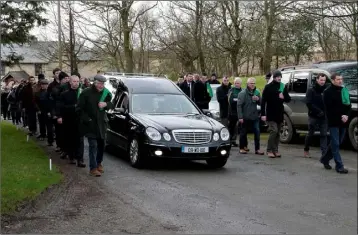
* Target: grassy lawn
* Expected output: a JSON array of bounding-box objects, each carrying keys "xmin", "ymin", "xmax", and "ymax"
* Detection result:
[
  {"xmin": 223, "ymin": 75, "xmax": 267, "ymax": 91},
  {"xmin": 1, "ymin": 121, "xmax": 62, "ymax": 215}
]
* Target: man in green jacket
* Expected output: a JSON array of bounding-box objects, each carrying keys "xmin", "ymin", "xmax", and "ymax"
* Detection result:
[
  {"xmin": 78, "ymin": 74, "xmax": 114, "ymax": 177},
  {"xmin": 237, "ymin": 77, "xmax": 264, "ymax": 155},
  {"xmin": 227, "ymin": 77, "xmax": 243, "ymax": 147}
]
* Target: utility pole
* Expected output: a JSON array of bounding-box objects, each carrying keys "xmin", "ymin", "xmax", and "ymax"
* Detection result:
[
  {"xmin": 69, "ymin": 1, "xmax": 74, "ymax": 73},
  {"xmin": 57, "ymin": 0, "xmax": 63, "ymax": 69}
]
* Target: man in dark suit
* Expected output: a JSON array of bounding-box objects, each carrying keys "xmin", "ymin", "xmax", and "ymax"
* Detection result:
[{"xmin": 179, "ymin": 73, "xmax": 194, "ymax": 100}]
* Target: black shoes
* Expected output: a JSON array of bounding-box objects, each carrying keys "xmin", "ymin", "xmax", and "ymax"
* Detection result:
[
  {"xmin": 336, "ymin": 168, "xmax": 348, "ymax": 174},
  {"xmin": 77, "ymin": 161, "xmax": 86, "ymax": 168}
]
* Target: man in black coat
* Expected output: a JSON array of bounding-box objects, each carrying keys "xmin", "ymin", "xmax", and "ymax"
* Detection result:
[
  {"xmin": 216, "ymin": 76, "xmax": 231, "ymax": 126},
  {"xmin": 261, "ymin": 70, "xmax": 291, "ymax": 158},
  {"xmin": 179, "ymin": 73, "xmax": 194, "ymax": 100},
  {"xmin": 304, "ymin": 73, "xmax": 328, "ymax": 158},
  {"xmin": 34, "ymin": 79, "xmax": 54, "ymax": 145},
  {"xmin": 58, "ymin": 75, "xmax": 86, "ymax": 167},
  {"xmin": 193, "ymin": 74, "xmax": 211, "ymax": 110},
  {"xmin": 48, "ymin": 68, "xmax": 62, "ymax": 151},
  {"xmin": 320, "ymin": 73, "xmax": 351, "ymax": 174}
]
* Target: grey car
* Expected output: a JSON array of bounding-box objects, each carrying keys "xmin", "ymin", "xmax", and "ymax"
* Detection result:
[{"xmin": 268, "ymin": 62, "xmax": 358, "ymax": 150}]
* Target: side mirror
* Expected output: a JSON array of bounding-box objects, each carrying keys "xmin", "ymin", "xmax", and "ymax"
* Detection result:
[{"xmin": 202, "ymin": 109, "xmax": 212, "ymax": 117}]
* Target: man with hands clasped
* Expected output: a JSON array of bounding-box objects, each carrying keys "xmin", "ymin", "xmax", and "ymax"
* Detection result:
[
  {"xmin": 320, "ymin": 73, "xmax": 351, "ymax": 174},
  {"xmin": 237, "ymin": 77, "xmax": 264, "ymax": 155}
]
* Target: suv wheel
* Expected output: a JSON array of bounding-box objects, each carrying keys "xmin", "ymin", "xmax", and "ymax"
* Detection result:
[
  {"xmin": 280, "ymin": 114, "xmax": 295, "ymax": 144},
  {"xmin": 348, "ymin": 117, "xmax": 358, "ymax": 151}
]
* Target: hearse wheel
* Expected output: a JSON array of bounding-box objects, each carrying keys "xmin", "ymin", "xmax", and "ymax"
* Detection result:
[{"xmin": 129, "ymin": 138, "xmax": 146, "ymax": 168}]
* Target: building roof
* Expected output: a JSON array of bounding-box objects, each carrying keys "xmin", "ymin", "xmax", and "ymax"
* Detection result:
[
  {"xmin": 1, "ymin": 41, "xmax": 101, "ymax": 64},
  {"xmin": 1, "ymin": 71, "xmax": 30, "ymax": 82}
]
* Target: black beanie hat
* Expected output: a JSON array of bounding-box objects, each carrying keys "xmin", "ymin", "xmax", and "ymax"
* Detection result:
[
  {"xmin": 58, "ymin": 71, "xmax": 69, "ymax": 81},
  {"xmin": 272, "ymin": 70, "xmax": 282, "ymax": 78}
]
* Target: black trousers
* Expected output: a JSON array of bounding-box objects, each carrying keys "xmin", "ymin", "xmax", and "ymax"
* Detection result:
[
  {"xmin": 26, "ymin": 108, "xmax": 37, "ymax": 134},
  {"xmin": 38, "ymin": 113, "xmax": 54, "ymax": 144},
  {"xmin": 1, "ymin": 93, "xmax": 9, "ymax": 119},
  {"xmin": 54, "ymin": 120, "xmax": 64, "ymax": 149},
  {"xmin": 63, "ymin": 119, "xmax": 84, "ymax": 161},
  {"xmin": 228, "ymin": 115, "xmax": 239, "ymax": 144}
]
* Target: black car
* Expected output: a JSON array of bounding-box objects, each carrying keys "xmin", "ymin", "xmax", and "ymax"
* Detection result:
[
  {"xmin": 105, "ymin": 77, "xmax": 232, "ymax": 168},
  {"xmin": 268, "ymin": 61, "xmax": 357, "ymax": 150}
]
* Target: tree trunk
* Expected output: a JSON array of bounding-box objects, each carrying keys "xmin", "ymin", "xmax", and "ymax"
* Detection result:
[
  {"xmin": 121, "ymin": 2, "xmax": 133, "ymax": 73},
  {"xmin": 263, "ymin": 0, "xmax": 275, "ymax": 74},
  {"xmin": 230, "ymin": 51, "xmax": 238, "ymax": 76}
]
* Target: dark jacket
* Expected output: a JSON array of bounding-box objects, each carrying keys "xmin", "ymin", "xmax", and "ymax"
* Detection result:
[
  {"xmin": 323, "ymin": 84, "xmax": 351, "ymax": 127},
  {"xmin": 216, "ymin": 83, "xmax": 231, "ymax": 118},
  {"xmin": 34, "ymin": 89, "xmax": 52, "ymax": 114},
  {"xmin": 228, "ymin": 87, "xmax": 242, "ymax": 116},
  {"xmin": 20, "ymin": 83, "xmax": 36, "ymax": 110},
  {"xmin": 48, "ymin": 79, "xmax": 61, "ymax": 117},
  {"xmin": 305, "ymin": 83, "xmax": 326, "ymax": 119},
  {"xmin": 261, "ymin": 81, "xmax": 291, "ymax": 123},
  {"xmin": 237, "ymin": 88, "xmax": 261, "ymax": 120},
  {"xmin": 179, "ymin": 81, "xmax": 194, "ymax": 100},
  {"xmin": 209, "ymin": 79, "xmax": 220, "ymax": 84},
  {"xmin": 59, "ymin": 88, "xmax": 80, "ymax": 120},
  {"xmin": 77, "ymin": 85, "xmax": 114, "ymax": 139},
  {"xmin": 193, "ymin": 81, "xmax": 211, "ymax": 110}
]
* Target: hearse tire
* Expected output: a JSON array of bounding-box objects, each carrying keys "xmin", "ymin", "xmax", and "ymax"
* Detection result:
[{"xmin": 348, "ymin": 117, "xmax": 358, "ymax": 151}]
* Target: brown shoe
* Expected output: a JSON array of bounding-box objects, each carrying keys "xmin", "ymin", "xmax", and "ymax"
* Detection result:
[
  {"xmin": 255, "ymin": 150, "xmax": 264, "ymax": 155},
  {"xmin": 267, "ymin": 152, "xmax": 276, "ymax": 158},
  {"xmin": 244, "ymin": 147, "xmax": 250, "ymax": 152},
  {"xmin": 239, "ymin": 149, "xmax": 247, "ymax": 154},
  {"xmin": 90, "ymin": 169, "xmax": 101, "ymax": 177},
  {"xmin": 303, "ymin": 151, "xmax": 310, "ymax": 158},
  {"xmin": 274, "ymin": 152, "xmax": 281, "ymax": 158},
  {"xmin": 97, "ymin": 164, "xmax": 104, "ymax": 173}
]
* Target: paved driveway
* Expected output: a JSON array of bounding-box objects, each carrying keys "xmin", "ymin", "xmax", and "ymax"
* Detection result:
[{"xmin": 3, "ymin": 137, "xmax": 357, "ymax": 234}]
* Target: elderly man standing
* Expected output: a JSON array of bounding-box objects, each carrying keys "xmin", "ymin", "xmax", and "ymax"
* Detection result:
[
  {"xmin": 261, "ymin": 70, "xmax": 291, "ymax": 158},
  {"xmin": 237, "ymin": 77, "xmax": 264, "ymax": 155},
  {"xmin": 228, "ymin": 77, "xmax": 243, "ymax": 147},
  {"xmin": 78, "ymin": 74, "xmax": 114, "ymax": 177},
  {"xmin": 58, "ymin": 75, "xmax": 86, "ymax": 167}
]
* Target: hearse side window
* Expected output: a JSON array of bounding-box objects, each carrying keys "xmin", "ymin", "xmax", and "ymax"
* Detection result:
[{"xmin": 290, "ymin": 71, "xmax": 309, "ymax": 93}]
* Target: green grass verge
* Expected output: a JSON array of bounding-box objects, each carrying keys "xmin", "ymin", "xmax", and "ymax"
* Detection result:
[
  {"xmin": 1, "ymin": 121, "xmax": 63, "ymax": 215},
  {"xmin": 222, "ymin": 75, "xmax": 267, "ymax": 91}
]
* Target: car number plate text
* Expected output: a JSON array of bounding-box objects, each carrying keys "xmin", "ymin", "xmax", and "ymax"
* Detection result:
[{"xmin": 181, "ymin": 146, "xmax": 209, "ymax": 153}]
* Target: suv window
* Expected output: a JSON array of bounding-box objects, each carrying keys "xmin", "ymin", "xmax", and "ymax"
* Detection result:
[
  {"xmin": 281, "ymin": 72, "xmax": 291, "ymax": 85},
  {"xmin": 334, "ymin": 66, "xmax": 358, "ymax": 90},
  {"xmin": 290, "ymin": 71, "xmax": 309, "ymax": 93}
]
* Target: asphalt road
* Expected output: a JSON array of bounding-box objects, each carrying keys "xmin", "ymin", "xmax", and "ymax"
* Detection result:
[{"xmin": 2, "ymin": 136, "xmax": 357, "ymax": 234}]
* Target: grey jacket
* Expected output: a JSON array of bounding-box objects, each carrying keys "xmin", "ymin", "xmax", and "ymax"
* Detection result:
[{"xmin": 237, "ymin": 88, "xmax": 261, "ymax": 120}]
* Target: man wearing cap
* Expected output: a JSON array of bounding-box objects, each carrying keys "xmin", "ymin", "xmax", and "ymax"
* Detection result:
[
  {"xmin": 58, "ymin": 75, "xmax": 86, "ymax": 167},
  {"xmin": 78, "ymin": 74, "xmax": 114, "ymax": 177},
  {"xmin": 261, "ymin": 70, "xmax": 291, "ymax": 158},
  {"xmin": 34, "ymin": 79, "xmax": 54, "ymax": 145}
]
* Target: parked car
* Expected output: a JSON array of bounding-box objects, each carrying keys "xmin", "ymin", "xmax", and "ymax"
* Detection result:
[
  {"xmin": 105, "ymin": 76, "xmax": 232, "ymax": 168},
  {"xmin": 268, "ymin": 61, "xmax": 358, "ymax": 150}
]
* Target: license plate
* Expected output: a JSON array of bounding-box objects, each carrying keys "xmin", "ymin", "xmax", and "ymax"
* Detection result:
[{"xmin": 181, "ymin": 146, "xmax": 209, "ymax": 153}]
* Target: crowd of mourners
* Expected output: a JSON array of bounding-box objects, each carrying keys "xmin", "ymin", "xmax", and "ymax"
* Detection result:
[
  {"xmin": 1, "ymin": 69, "xmax": 113, "ymax": 177},
  {"xmin": 177, "ymin": 70, "xmax": 351, "ymax": 174},
  {"xmin": 1, "ymin": 68, "xmax": 352, "ymax": 175}
]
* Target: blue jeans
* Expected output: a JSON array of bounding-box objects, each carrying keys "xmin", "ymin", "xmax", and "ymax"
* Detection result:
[
  {"xmin": 240, "ymin": 119, "xmax": 260, "ymax": 151},
  {"xmin": 87, "ymin": 137, "xmax": 105, "ymax": 170},
  {"xmin": 304, "ymin": 117, "xmax": 328, "ymax": 157},
  {"xmin": 321, "ymin": 127, "xmax": 346, "ymax": 170}
]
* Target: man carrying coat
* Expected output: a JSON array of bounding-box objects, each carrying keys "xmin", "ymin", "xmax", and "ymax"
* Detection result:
[{"xmin": 78, "ymin": 74, "xmax": 114, "ymax": 177}]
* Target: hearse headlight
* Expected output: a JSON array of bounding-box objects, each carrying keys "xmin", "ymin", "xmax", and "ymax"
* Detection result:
[
  {"xmin": 163, "ymin": 133, "xmax": 171, "ymax": 141},
  {"xmin": 146, "ymin": 127, "xmax": 161, "ymax": 141},
  {"xmin": 213, "ymin": 133, "xmax": 220, "ymax": 141},
  {"xmin": 220, "ymin": 128, "xmax": 230, "ymax": 141}
]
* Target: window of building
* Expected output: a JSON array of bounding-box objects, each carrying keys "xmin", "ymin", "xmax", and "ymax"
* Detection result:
[{"xmin": 34, "ymin": 63, "xmax": 42, "ymax": 76}]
